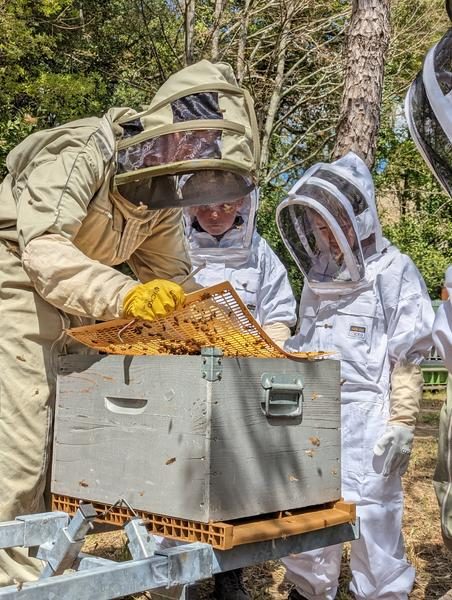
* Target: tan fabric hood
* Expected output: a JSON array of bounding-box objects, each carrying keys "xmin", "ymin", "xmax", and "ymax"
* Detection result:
[{"xmin": 114, "ymin": 60, "xmax": 260, "ymax": 192}]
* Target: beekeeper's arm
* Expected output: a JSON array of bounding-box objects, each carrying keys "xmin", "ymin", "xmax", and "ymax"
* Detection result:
[
  {"xmin": 19, "ymin": 141, "xmax": 186, "ymax": 321},
  {"xmin": 126, "ymin": 209, "xmax": 200, "ymax": 292},
  {"xmin": 373, "ymin": 258, "xmax": 435, "ymax": 476},
  {"xmin": 257, "ymin": 239, "xmax": 297, "ymax": 346}
]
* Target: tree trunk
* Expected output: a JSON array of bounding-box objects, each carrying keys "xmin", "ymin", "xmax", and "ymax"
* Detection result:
[
  {"xmin": 332, "ymin": 0, "xmax": 390, "ymax": 168},
  {"xmin": 179, "ymin": 0, "xmax": 196, "ymax": 65},
  {"xmin": 236, "ymin": 0, "xmax": 252, "ymax": 84},
  {"xmin": 260, "ymin": 1, "xmax": 295, "ymax": 176},
  {"xmin": 211, "ymin": 0, "xmax": 227, "ymax": 62}
]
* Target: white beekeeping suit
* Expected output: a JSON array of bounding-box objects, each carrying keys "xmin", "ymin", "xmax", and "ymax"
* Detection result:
[
  {"xmin": 184, "ymin": 186, "xmax": 297, "ymax": 345},
  {"xmin": 405, "ymin": 25, "xmax": 452, "ymax": 559},
  {"xmin": 152, "ymin": 182, "xmax": 296, "ymax": 600},
  {"xmin": 434, "ymin": 266, "xmax": 452, "ymax": 373},
  {"xmin": 276, "ymin": 152, "xmax": 434, "ymax": 600}
]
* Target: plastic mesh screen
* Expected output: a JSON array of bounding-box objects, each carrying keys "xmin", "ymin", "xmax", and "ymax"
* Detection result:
[
  {"xmin": 51, "ymin": 494, "xmax": 355, "ymax": 550},
  {"xmin": 51, "ymin": 494, "xmax": 233, "ymax": 549},
  {"xmin": 66, "ymin": 282, "xmax": 326, "ymax": 360}
]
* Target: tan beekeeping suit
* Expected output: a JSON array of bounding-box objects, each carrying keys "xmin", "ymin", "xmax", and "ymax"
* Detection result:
[
  {"xmin": 0, "ymin": 108, "xmax": 191, "ymax": 586},
  {"xmin": 0, "ymin": 58, "xmax": 260, "ymax": 586}
]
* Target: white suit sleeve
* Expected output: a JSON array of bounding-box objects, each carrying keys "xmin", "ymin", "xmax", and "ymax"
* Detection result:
[
  {"xmin": 383, "ymin": 255, "xmax": 434, "ymax": 366},
  {"xmin": 283, "ymin": 284, "xmax": 313, "ymax": 353},
  {"xmin": 255, "ymin": 238, "xmax": 297, "ymax": 328},
  {"xmin": 433, "ymin": 303, "xmax": 452, "ymax": 372},
  {"xmin": 433, "ymin": 265, "xmax": 452, "ymax": 372},
  {"xmin": 379, "ymin": 254, "xmax": 433, "ymax": 427}
]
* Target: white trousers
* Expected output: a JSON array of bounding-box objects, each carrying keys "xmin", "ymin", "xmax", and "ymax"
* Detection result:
[
  {"xmin": 283, "ymin": 401, "xmax": 415, "ymax": 600},
  {"xmin": 283, "ymin": 495, "xmax": 414, "ymax": 600}
]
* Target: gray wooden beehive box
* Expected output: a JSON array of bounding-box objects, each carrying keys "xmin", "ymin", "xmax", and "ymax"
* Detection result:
[{"xmin": 52, "ymin": 349, "xmax": 341, "ymax": 523}]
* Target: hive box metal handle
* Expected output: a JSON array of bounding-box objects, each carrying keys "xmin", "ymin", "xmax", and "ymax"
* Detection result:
[
  {"xmin": 104, "ymin": 397, "xmax": 148, "ymax": 415},
  {"xmin": 260, "ymin": 373, "xmax": 304, "ymax": 418}
]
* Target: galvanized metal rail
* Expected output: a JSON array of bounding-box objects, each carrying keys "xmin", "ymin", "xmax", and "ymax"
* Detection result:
[{"xmin": 0, "ymin": 504, "xmax": 359, "ymax": 600}]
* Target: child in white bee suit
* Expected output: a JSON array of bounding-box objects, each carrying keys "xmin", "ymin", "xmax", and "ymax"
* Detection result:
[
  {"xmin": 153, "ymin": 171, "xmax": 297, "ymax": 600},
  {"xmin": 182, "ymin": 171, "xmax": 297, "ymax": 347},
  {"xmin": 276, "ymin": 152, "xmax": 434, "ymax": 600}
]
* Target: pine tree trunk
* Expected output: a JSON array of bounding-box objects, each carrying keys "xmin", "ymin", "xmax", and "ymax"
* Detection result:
[
  {"xmin": 332, "ymin": 0, "xmax": 390, "ymax": 168},
  {"xmin": 211, "ymin": 0, "xmax": 226, "ymax": 62},
  {"xmin": 179, "ymin": 0, "xmax": 195, "ymax": 65},
  {"xmin": 260, "ymin": 1, "xmax": 295, "ymax": 175}
]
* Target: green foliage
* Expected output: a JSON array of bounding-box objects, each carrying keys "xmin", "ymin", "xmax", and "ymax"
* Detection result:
[
  {"xmin": 0, "ymin": 115, "xmax": 38, "ymax": 178},
  {"xmin": 0, "ymin": 0, "xmax": 185, "ymax": 168},
  {"xmin": 24, "ymin": 72, "xmax": 108, "ymax": 122},
  {"xmin": 0, "ymin": 0, "xmax": 451, "ymax": 302},
  {"xmin": 374, "ymin": 0, "xmax": 451, "ymax": 298},
  {"xmin": 383, "ymin": 213, "xmax": 452, "ymax": 298}
]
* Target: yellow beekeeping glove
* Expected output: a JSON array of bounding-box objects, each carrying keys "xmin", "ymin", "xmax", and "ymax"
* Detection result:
[{"xmin": 122, "ymin": 279, "xmax": 185, "ymax": 321}]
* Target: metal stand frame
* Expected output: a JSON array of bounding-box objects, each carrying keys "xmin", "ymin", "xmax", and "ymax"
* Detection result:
[{"xmin": 0, "ymin": 504, "xmax": 359, "ymax": 599}]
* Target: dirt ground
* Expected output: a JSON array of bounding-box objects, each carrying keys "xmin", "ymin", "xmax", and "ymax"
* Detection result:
[{"xmin": 84, "ymin": 392, "xmax": 452, "ymax": 600}]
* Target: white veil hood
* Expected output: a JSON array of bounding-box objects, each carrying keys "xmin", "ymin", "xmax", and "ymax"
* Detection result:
[
  {"xmin": 276, "ymin": 152, "xmax": 387, "ymax": 295},
  {"xmin": 317, "ymin": 152, "xmax": 385, "ymax": 255},
  {"xmin": 184, "ymin": 188, "xmax": 260, "ymax": 267}
]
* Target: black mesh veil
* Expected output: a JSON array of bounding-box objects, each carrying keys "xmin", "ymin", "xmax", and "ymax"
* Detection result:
[
  {"xmin": 407, "ymin": 29, "xmax": 452, "ymax": 196},
  {"xmin": 408, "ymin": 74, "xmax": 452, "ymax": 195}
]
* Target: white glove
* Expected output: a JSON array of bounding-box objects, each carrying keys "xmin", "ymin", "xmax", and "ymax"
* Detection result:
[{"xmin": 373, "ymin": 425, "xmax": 414, "ymax": 477}]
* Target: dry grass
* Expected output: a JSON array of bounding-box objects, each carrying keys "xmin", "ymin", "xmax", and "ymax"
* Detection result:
[
  {"xmin": 85, "ymin": 424, "xmax": 452, "ymax": 599},
  {"xmin": 403, "ymin": 437, "xmax": 452, "ymax": 599}
]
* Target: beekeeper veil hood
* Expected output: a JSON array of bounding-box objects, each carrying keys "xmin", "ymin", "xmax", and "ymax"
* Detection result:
[
  {"xmin": 183, "ymin": 178, "xmax": 259, "ymax": 266},
  {"xmin": 113, "ymin": 60, "xmax": 260, "ymax": 210},
  {"xmin": 405, "ymin": 28, "xmax": 452, "ymax": 196},
  {"xmin": 276, "ymin": 152, "xmax": 384, "ymax": 294}
]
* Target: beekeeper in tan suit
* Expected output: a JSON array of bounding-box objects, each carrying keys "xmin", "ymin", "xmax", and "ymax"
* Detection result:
[{"xmin": 0, "ymin": 59, "xmax": 260, "ymax": 586}]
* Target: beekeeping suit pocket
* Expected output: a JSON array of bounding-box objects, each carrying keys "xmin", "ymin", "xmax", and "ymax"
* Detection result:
[
  {"xmin": 342, "ymin": 401, "xmax": 388, "ymax": 484},
  {"xmin": 334, "ymin": 292, "xmax": 386, "ymax": 384},
  {"xmin": 232, "ymin": 271, "xmax": 259, "ymax": 317}
]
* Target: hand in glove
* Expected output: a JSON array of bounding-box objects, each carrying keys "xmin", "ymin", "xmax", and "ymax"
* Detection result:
[
  {"xmin": 122, "ymin": 279, "xmax": 185, "ymax": 321},
  {"xmin": 373, "ymin": 425, "xmax": 414, "ymax": 477}
]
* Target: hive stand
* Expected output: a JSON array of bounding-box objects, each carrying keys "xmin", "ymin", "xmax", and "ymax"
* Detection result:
[{"xmin": 0, "ymin": 501, "xmax": 359, "ymax": 600}]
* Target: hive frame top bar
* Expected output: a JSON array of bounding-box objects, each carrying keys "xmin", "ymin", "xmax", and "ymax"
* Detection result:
[{"xmin": 66, "ymin": 281, "xmax": 330, "ymax": 361}]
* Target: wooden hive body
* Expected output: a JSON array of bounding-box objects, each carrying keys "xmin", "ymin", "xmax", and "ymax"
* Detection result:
[{"xmin": 52, "ymin": 353, "xmax": 341, "ymax": 523}]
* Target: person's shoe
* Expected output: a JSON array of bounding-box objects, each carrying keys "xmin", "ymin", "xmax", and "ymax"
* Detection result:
[
  {"xmin": 288, "ymin": 588, "xmax": 310, "ymax": 600},
  {"xmin": 213, "ymin": 568, "xmax": 250, "ymax": 599}
]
